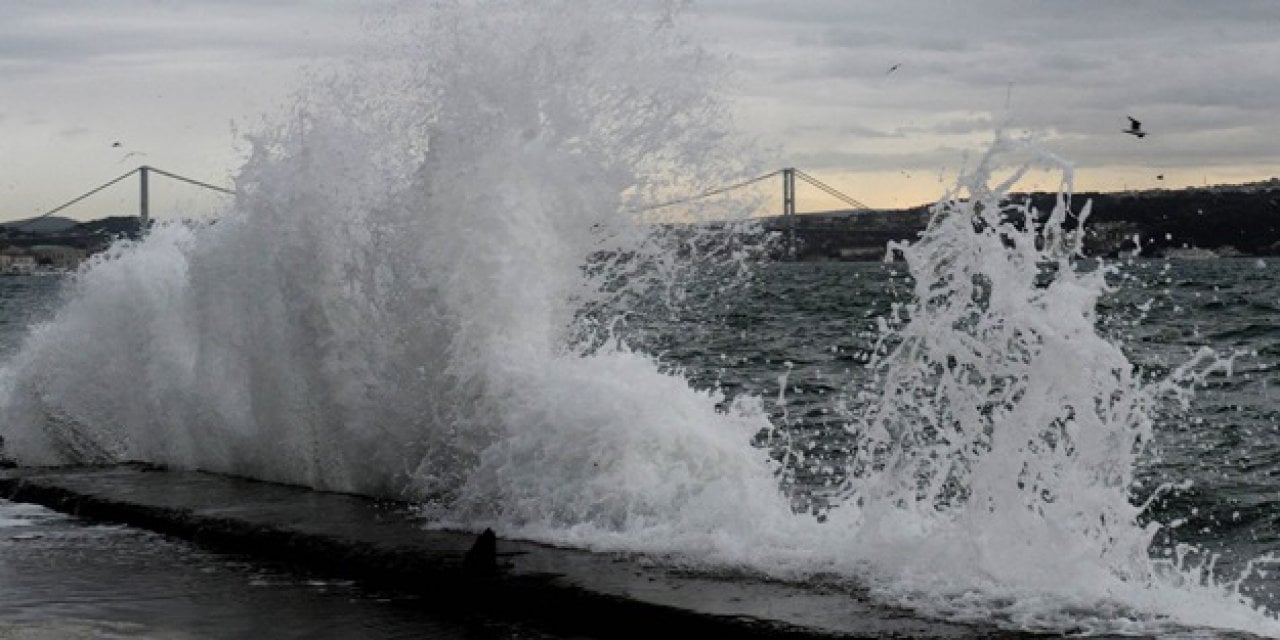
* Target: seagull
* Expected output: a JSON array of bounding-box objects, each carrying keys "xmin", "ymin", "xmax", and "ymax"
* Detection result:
[
  {"xmin": 886, "ymin": 63, "xmax": 902, "ymax": 75},
  {"xmin": 1123, "ymin": 116, "xmax": 1146, "ymax": 138}
]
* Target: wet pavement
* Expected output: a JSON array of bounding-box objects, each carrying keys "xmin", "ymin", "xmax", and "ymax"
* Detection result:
[
  {"xmin": 0, "ymin": 498, "xmax": 572, "ymax": 639},
  {"xmin": 0, "ymin": 465, "xmax": 1034, "ymax": 639}
]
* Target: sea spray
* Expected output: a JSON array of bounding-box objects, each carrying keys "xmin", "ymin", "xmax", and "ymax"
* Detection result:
[
  {"xmin": 0, "ymin": 0, "xmax": 781, "ymax": 514},
  {"xmin": 0, "ymin": 2, "xmax": 1275, "ymax": 635},
  {"xmin": 819, "ymin": 136, "xmax": 1279, "ymax": 634}
]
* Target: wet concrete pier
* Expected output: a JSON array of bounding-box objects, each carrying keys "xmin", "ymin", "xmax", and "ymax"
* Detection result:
[{"xmin": 0, "ymin": 465, "xmax": 1036, "ymax": 639}]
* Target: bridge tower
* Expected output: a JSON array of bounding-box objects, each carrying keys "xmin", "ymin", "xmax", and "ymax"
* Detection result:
[
  {"xmin": 782, "ymin": 167, "xmax": 796, "ymax": 259},
  {"xmin": 29, "ymin": 165, "xmax": 233, "ymax": 235},
  {"xmin": 139, "ymin": 166, "xmax": 149, "ymax": 229}
]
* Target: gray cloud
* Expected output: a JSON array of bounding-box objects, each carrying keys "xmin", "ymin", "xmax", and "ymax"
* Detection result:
[
  {"xmin": 0, "ymin": 2, "xmax": 370, "ymax": 79},
  {"xmin": 2, "ymin": 1, "xmax": 1278, "ymax": 216},
  {"xmin": 784, "ymin": 122, "xmax": 901, "ymax": 139},
  {"xmin": 694, "ymin": 0, "xmax": 1280, "ymax": 195},
  {"xmin": 57, "ymin": 125, "xmax": 91, "ymax": 139},
  {"xmin": 791, "ymin": 144, "xmax": 976, "ymax": 173},
  {"xmin": 921, "ymin": 116, "xmax": 997, "ymax": 137}
]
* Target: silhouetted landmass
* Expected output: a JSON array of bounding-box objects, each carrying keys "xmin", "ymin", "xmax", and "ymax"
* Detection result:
[
  {"xmin": 5, "ymin": 179, "xmax": 1280, "ymax": 264},
  {"xmin": 762, "ymin": 180, "xmax": 1280, "ymax": 261},
  {"xmin": 72, "ymin": 216, "xmax": 143, "ymax": 239},
  {"xmin": 0, "ymin": 215, "xmax": 80, "ymax": 235},
  {"xmin": 0, "ymin": 215, "xmax": 142, "ymax": 252}
]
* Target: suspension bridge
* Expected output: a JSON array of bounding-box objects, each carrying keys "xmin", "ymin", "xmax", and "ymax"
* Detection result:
[
  {"xmin": 23, "ymin": 165, "xmax": 879, "ymax": 258},
  {"xmin": 640, "ymin": 167, "xmax": 868, "ymax": 212},
  {"xmin": 636, "ymin": 167, "xmax": 875, "ymax": 258},
  {"xmin": 26, "ymin": 165, "xmax": 235, "ymax": 231}
]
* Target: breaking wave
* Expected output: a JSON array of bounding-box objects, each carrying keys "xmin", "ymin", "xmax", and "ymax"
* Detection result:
[{"xmin": 0, "ymin": 2, "xmax": 1275, "ymax": 635}]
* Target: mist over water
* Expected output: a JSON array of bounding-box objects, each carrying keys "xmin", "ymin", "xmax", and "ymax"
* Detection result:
[{"xmin": 0, "ymin": 1, "xmax": 1277, "ymax": 636}]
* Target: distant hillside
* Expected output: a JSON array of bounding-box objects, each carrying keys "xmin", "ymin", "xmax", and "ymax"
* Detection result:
[
  {"xmin": 1, "ymin": 216, "xmax": 80, "ymax": 234},
  {"xmin": 0, "ymin": 214, "xmax": 142, "ymax": 252},
  {"xmin": 1018, "ymin": 185, "xmax": 1280, "ymax": 257},
  {"xmin": 73, "ymin": 216, "xmax": 142, "ymax": 238},
  {"xmin": 760, "ymin": 181, "xmax": 1280, "ymax": 261}
]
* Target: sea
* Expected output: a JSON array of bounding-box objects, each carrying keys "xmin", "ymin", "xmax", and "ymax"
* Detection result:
[
  {"xmin": 1, "ymin": 254, "xmax": 1278, "ymax": 637},
  {"xmin": 0, "ymin": 1, "xmax": 1278, "ymax": 637}
]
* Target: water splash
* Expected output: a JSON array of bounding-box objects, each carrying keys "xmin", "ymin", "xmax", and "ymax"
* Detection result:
[
  {"xmin": 823, "ymin": 136, "xmax": 1279, "ymax": 634},
  {"xmin": 0, "ymin": 2, "xmax": 1275, "ymax": 636},
  {"xmin": 0, "ymin": 0, "xmax": 778, "ymax": 513}
]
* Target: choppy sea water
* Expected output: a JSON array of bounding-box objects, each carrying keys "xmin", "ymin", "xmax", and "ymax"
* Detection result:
[
  {"xmin": 640, "ymin": 257, "xmax": 1280, "ymax": 613},
  {"xmin": 1, "ymin": 255, "xmax": 1277, "ymax": 636}
]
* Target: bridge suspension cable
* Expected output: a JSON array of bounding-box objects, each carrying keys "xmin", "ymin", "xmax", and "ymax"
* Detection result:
[
  {"xmin": 145, "ymin": 166, "xmax": 236, "ymax": 196},
  {"xmin": 626, "ymin": 170, "xmax": 781, "ymax": 212},
  {"xmin": 34, "ymin": 168, "xmax": 142, "ymax": 221},
  {"xmin": 625, "ymin": 168, "xmax": 870, "ymax": 216},
  {"xmin": 793, "ymin": 169, "xmax": 869, "ymax": 212},
  {"xmin": 30, "ymin": 165, "xmax": 234, "ymax": 222}
]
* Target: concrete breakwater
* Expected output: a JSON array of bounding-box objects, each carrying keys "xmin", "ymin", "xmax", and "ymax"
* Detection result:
[{"xmin": 0, "ymin": 464, "xmax": 1045, "ymax": 639}]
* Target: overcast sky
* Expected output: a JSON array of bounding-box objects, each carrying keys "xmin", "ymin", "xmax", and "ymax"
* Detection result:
[{"xmin": 1, "ymin": 1, "xmax": 1278, "ymax": 221}]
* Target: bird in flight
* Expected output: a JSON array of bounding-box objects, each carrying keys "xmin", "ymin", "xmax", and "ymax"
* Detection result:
[
  {"xmin": 1123, "ymin": 116, "xmax": 1146, "ymax": 138},
  {"xmin": 886, "ymin": 63, "xmax": 901, "ymax": 75}
]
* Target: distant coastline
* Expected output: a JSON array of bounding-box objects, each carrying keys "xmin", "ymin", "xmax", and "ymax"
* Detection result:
[
  {"xmin": 758, "ymin": 178, "xmax": 1280, "ymax": 261},
  {"xmin": 0, "ymin": 216, "xmax": 141, "ymax": 274},
  {"xmin": 3, "ymin": 177, "xmax": 1279, "ymax": 269}
]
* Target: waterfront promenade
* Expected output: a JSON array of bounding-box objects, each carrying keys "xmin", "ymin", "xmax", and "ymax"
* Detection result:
[{"xmin": 0, "ymin": 465, "xmax": 1038, "ymax": 639}]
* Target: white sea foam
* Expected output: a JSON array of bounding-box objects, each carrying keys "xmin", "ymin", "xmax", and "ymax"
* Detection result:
[
  {"xmin": 0, "ymin": 0, "xmax": 767, "ymax": 500},
  {"xmin": 818, "ymin": 138, "xmax": 1279, "ymax": 635},
  {"xmin": 0, "ymin": 2, "xmax": 1274, "ymax": 636}
]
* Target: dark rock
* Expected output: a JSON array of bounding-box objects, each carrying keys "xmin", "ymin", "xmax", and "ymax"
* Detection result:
[{"xmin": 463, "ymin": 528, "xmax": 497, "ymax": 575}]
